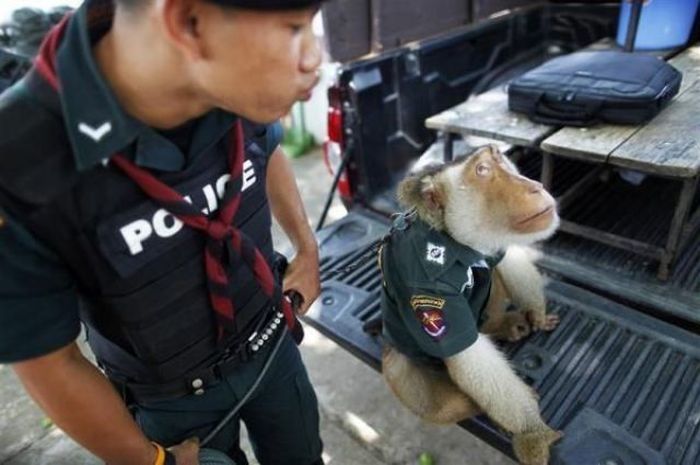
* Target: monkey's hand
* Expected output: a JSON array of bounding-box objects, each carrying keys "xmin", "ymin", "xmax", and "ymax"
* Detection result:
[
  {"xmin": 513, "ymin": 426, "xmax": 562, "ymax": 465},
  {"xmin": 525, "ymin": 309, "xmax": 560, "ymax": 332},
  {"xmin": 493, "ymin": 311, "xmax": 531, "ymax": 342}
]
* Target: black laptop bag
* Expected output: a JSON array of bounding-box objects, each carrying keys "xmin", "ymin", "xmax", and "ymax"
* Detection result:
[{"xmin": 508, "ymin": 50, "xmax": 682, "ymax": 126}]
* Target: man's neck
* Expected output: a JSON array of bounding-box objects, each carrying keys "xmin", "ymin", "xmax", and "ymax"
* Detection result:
[{"xmin": 93, "ymin": 10, "xmax": 212, "ymax": 129}]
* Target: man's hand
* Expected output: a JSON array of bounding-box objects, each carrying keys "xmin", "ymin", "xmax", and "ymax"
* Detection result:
[
  {"xmin": 283, "ymin": 248, "xmax": 321, "ymax": 315},
  {"xmin": 266, "ymin": 148, "xmax": 322, "ymax": 316},
  {"xmin": 169, "ymin": 437, "xmax": 200, "ymax": 465}
]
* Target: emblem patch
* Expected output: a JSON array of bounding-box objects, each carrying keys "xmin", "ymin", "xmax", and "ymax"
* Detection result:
[
  {"xmin": 426, "ymin": 242, "xmax": 446, "ymax": 265},
  {"xmin": 410, "ymin": 295, "xmax": 448, "ymax": 339}
]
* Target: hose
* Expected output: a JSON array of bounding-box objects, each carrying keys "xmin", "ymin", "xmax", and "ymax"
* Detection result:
[{"xmin": 200, "ymin": 325, "xmax": 289, "ymax": 447}]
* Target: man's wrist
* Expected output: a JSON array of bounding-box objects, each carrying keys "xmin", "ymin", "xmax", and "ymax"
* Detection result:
[
  {"xmin": 296, "ymin": 240, "xmax": 319, "ymax": 259},
  {"xmin": 152, "ymin": 442, "xmax": 177, "ymax": 465}
]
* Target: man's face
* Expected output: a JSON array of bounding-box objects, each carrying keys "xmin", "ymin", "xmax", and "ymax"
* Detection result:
[{"xmin": 188, "ymin": 3, "xmax": 322, "ymax": 123}]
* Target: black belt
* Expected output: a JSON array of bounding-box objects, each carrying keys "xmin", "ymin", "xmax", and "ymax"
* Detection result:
[{"xmin": 112, "ymin": 308, "xmax": 286, "ymax": 404}]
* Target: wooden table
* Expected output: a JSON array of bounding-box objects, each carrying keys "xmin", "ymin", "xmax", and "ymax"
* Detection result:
[{"xmin": 425, "ymin": 45, "xmax": 700, "ymax": 280}]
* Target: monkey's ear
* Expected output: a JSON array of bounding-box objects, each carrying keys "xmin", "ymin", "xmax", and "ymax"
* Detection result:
[
  {"xmin": 421, "ymin": 177, "xmax": 445, "ymax": 211},
  {"xmin": 471, "ymin": 144, "xmax": 497, "ymax": 159}
]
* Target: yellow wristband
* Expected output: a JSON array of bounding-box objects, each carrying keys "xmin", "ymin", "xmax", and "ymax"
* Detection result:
[{"xmin": 152, "ymin": 442, "xmax": 166, "ymax": 465}]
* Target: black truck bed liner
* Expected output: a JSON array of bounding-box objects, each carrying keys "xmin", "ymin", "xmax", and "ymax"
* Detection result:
[
  {"xmin": 305, "ymin": 211, "xmax": 700, "ymax": 465},
  {"xmin": 515, "ymin": 153, "xmax": 700, "ymax": 326}
]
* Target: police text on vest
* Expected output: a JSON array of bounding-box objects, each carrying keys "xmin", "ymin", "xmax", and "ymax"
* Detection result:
[{"xmin": 120, "ymin": 161, "xmax": 257, "ymax": 255}]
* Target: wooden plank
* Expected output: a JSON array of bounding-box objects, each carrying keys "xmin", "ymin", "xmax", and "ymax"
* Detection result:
[
  {"xmin": 669, "ymin": 45, "xmax": 700, "ymax": 94},
  {"xmin": 558, "ymin": 220, "xmax": 664, "ymax": 260},
  {"xmin": 608, "ymin": 80, "xmax": 700, "ymax": 177},
  {"xmin": 541, "ymin": 124, "xmax": 637, "ymax": 163},
  {"xmin": 425, "ymin": 85, "xmax": 555, "ymax": 147},
  {"xmin": 586, "ymin": 37, "xmax": 678, "ymax": 59},
  {"xmin": 540, "ymin": 45, "xmax": 699, "ymax": 164},
  {"xmin": 423, "ymin": 39, "xmax": 618, "ymax": 149}
]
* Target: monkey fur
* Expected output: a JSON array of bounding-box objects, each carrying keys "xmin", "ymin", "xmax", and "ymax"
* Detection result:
[{"xmin": 383, "ymin": 145, "xmax": 561, "ymax": 465}]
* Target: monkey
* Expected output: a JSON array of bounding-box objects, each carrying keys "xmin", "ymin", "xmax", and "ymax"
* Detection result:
[{"xmin": 378, "ymin": 145, "xmax": 561, "ymax": 465}]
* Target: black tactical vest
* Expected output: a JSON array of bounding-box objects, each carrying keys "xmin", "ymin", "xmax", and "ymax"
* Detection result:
[{"xmin": 0, "ymin": 71, "xmax": 276, "ymax": 385}]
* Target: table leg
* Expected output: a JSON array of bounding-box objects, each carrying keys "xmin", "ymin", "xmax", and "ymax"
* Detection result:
[
  {"xmin": 541, "ymin": 152, "xmax": 554, "ymax": 190},
  {"xmin": 658, "ymin": 176, "xmax": 699, "ymax": 280},
  {"xmin": 443, "ymin": 132, "xmax": 455, "ymax": 162}
]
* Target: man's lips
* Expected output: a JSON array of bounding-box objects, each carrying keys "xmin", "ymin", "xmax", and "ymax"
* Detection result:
[{"xmin": 298, "ymin": 75, "xmax": 321, "ymax": 100}]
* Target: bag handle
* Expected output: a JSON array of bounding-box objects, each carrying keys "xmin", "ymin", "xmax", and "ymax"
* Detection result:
[{"xmin": 532, "ymin": 93, "xmax": 602, "ymax": 126}]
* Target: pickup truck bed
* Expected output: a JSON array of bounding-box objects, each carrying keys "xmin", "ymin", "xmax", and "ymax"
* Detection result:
[
  {"xmin": 516, "ymin": 155, "xmax": 700, "ymax": 327},
  {"xmin": 306, "ymin": 211, "xmax": 700, "ymax": 465},
  {"xmin": 308, "ymin": 3, "xmax": 700, "ymax": 463}
]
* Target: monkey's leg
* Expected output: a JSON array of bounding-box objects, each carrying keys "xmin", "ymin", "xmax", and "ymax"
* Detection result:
[
  {"xmin": 445, "ymin": 335, "xmax": 561, "ymax": 465},
  {"xmin": 382, "ymin": 346, "xmax": 480, "ymax": 424},
  {"xmin": 496, "ymin": 246, "xmax": 560, "ymax": 332},
  {"xmin": 481, "ymin": 270, "xmax": 532, "ymax": 342}
]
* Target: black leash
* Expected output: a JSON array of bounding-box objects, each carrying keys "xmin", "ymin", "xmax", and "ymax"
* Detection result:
[{"xmin": 322, "ymin": 209, "xmax": 416, "ymax": 280}]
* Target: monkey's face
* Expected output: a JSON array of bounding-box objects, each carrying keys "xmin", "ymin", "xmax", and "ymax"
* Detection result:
[
  {"xmin": 463, "ymin": 147, "xmax": 558, "ymax": 235},
  {"xmin": 442, "ymin": 146, "xmax": 558, "ymax": 250}
]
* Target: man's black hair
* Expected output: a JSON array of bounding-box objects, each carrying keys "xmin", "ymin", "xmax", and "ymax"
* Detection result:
[
  {"xmin": 115, "ymin": 0, "xmax": 324, "ymax": 10},
  {"xmin": 114, "ymin": 0, "xmax": 147, "ymax": 10}
]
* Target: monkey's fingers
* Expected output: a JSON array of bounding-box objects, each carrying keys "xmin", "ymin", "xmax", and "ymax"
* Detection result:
[
  {"xmin": 513, "ymin": 427, "xmax": 562, "ymax": 465},
  {"xmin": 541, "ymin": 314, "xmax": 560, "ymax": 332},
  {"xmin": 524, "ymin": 308, "xmax": 546, "ymax": 330}
]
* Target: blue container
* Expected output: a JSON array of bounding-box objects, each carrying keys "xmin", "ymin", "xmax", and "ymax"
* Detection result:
[{"xmin": 617, "ymin": 0, "xmax": 700, "ymax": 50}]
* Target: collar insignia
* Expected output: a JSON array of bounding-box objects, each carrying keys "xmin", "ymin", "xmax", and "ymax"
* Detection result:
[
  {"xmin": 78, "ymin": 121, "xmax": 113, "ymax": 142},
  {"xmin": 426, "ymin": 242, "xmax": 446, "ymax": 265}
]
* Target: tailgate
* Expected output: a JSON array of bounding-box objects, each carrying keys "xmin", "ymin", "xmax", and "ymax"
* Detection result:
[{"xmin": 305, "ymin": 210, "xmax": 700, "ymax": 465}]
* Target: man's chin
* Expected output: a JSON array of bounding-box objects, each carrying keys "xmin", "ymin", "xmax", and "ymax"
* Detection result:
[{"xmin": 227, "ymin": 106, "xmax": 292, "ymax": 125}]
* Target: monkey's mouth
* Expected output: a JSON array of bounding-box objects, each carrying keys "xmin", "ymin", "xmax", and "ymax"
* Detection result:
[{"xmin": 517, "ymin": 206, "xmax": 554, "ymax": 225}]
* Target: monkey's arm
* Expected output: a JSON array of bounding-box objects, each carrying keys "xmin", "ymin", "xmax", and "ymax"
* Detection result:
[
  {"xmin": 445, "ymin": 334, "xmax": 562, "ymax": 464},
  {"xmin": 444, "ymin": 334, "xmax": 546, "ymax": 434},
  {"xmin": 495, "ymin": 246, "xmax": 559, "ymax": 331},
  {"xmin": 496, "ymin": 246, "xmax": 545, "ymax": 312}
]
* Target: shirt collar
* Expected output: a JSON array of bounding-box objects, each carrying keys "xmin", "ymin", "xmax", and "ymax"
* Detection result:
[
  {"xmin": 409, "ymin": 219, "xmax": 487, "ymax": 279},
  {"xmin": 55, "ymin": 0, "xmax": 235, "ymax": 172}
]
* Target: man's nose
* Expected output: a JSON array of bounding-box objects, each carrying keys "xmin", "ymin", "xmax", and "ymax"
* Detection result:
[{"xmin": 300, "ymin": 31, "xmax": 322, "ymax": 75}]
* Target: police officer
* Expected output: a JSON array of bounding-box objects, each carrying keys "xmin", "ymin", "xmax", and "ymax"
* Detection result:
[
  {"xmin": 379, "ymin": 216, "xmax": 505, "ymax": 362},
  {"xmin": 0, "ymin": 1, "xmax": 325, "ymax": 464}
]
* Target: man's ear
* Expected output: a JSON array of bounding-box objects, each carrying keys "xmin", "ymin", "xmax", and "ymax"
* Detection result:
[
  {"xmin": 421, "ymin": 177, "xmax": 445, "ymax": 211},
  {"xmin": 159, "ymin": 0, "xmax": 205, "ymax": 60}
]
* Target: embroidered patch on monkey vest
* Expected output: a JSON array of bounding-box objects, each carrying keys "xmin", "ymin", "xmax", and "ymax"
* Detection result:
[
  {"xmin": 410, "ymin": 295, "xmax": 447, "ymax": 339},
  {"xmin": 426, "ymin": 242, "xmax": 445, "ymax": 265}
]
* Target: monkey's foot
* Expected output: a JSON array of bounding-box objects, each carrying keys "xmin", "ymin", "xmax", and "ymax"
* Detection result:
[
  {"xmin": 513, "ymin": 427, "xmax": 562, "ymax": 465},
  {"xmin": 493, "ymin": 312, "xmax": 531, "ymax": 342},
  {"xmin": 525, "ymin": 310, "xmax": 560, "ymax": 332}
]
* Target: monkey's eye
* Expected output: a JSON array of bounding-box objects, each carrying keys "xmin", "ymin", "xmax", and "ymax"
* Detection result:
[{"xmin": 476, "ymin": 163, "xmax": 492, "ymax": 177}]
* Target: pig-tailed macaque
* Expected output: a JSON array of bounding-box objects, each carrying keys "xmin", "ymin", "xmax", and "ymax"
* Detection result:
[{"xmin": 378, "ymin": 145, "xmax": 561, "ymax": 465}]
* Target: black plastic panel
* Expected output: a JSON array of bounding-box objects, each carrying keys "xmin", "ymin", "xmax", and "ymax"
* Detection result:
[
  {"xmin": 338, "ymin": 4, "xmax": 618, "ymax": 205},
  {"xmin": 305, "ymin": 211, "xmax": 700, "ymax": 465}
]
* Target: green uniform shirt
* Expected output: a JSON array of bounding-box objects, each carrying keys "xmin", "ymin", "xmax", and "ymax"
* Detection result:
[
  {"xmin": 380, "ymin": 216, "xmax": 504, "ymax": 362},
  {"xmin": 0, "ymin": 0, "xmax": 283, "ymax": 363}
]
